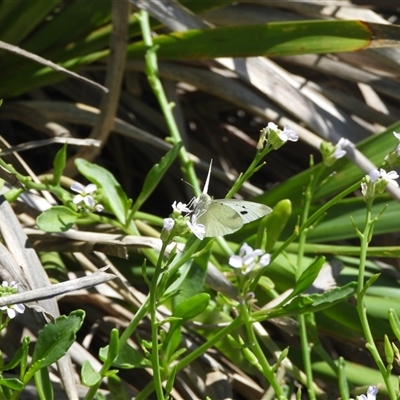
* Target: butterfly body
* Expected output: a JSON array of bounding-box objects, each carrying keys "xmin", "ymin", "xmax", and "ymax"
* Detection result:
[{"xmin": 192, "ymin": 162, "xmax": 272, "ymax": 237}]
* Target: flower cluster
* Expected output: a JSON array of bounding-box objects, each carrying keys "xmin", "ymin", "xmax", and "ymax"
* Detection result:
[
  {"xmin": 258, "ymin": 122, "xmax": 299, "ymax": 150},
  {"xmin": 320, "ymin": 137, "xmax": 352, "ymax": 166},
  {"xmin": 162, "ymin": 201, "xmax": 205, "ymax": 242},
  {"xmin": 0, "ymin": 281, "xmax": 25, "ymax": 319},
  {"xmin": 71, "ymin": 182, "xmax": 104, "ymax": 213},
  {"xmin": 229, "ymin": 243, "xmax": 270, "ymax": 275},
  {"xmin": 361, "ymin": 168, "xmax": 399, "ymax": 200}
]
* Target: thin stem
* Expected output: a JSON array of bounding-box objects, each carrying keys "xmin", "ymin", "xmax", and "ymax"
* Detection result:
[
  {"xmin": 175, "ymin": 316, "xmax": 244, "ymax": 371},
  {"xmin": 356, "ymin": 201, "xmax": 397, "ymax": 400},
  {"xmin": 137, "ymin": 10, "xmax": 200, "ymax": 195},
  {"xmin": 271, "ymin": 181, "xmax": 361, "ymax": 263},
  {"xmin": 241, "ymin": 304, "xmax": 287, "ymax": 399},
  {"xmin": 149, "ymin": 241, "xmax": 169, "ymax": 400},
  {"xmin": 295, "ymin": 160, "xmax": 316, "ymax": 400},
  {"xmin": 225, "ymin": 145, "xmax": 272, "ymax": 199}
]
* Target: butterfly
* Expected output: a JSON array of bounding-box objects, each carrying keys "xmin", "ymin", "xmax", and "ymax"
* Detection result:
[{"xmin": 192, "ymin": 161, "xmax": 272, "ymax": 237}]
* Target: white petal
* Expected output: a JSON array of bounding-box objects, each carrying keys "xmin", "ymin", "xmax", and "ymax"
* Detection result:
[
  {"xmin": 73, "ymin": 194, "xmax": 84, "ymax": 204},
  {"xmin": 7, "ymin": 307, "xmax": 16, "ymax": 319},
  {"xmin": 393, "ymin": 131, "xmax": 400, "ymax": 140},
  {"xmin": 187, "ymin": 221, "xmax": 205, "ymax": 240},
  {"xmin": 369, "ymin": 169, "xmax": 380, "ymax": 182},
  {"xmin": 282, "ymin": 124, "xmax": 299, "ymax": 142},
  {"xmin": 332, "ymin": 148, "xmax": 346, "ymax": 159},
  {"xmin": 239, "ymin": 243, "xmax": 253, "ymax": 257},
  {"xmin": 266, "ymin": 122, "xmax": 278, "ymax": 132},
  {"xmin": 13, "ymin": 303, "xmax": 25, "ymax": 315},
  {"xmin": 85, "ymin": 184, "xmax": 97, "ymax": 194},
  {"xmin": 83, "ymin": 195, "xmax": 96, "ymax": 207},
  {"xmin": 259, "ymin": 253, "xmax": 271, "ymax": 267},
  {"xmin": 385, "ymin": 170, "xmax": 399, "ymax": 180},
  {"xmin": 229, "ymin": 255, "xmax": 243, "ymax": 269},
  {"xmin": 163, "ymin": 218, "xmax": 174, "ymax": 232},
  {"xmin": 367, "ymin": 386, "xmax": 378, "ymax": 400},
  {"xmin": 71, "ymin": 182, "xmax": 85, "ymax": 193}
]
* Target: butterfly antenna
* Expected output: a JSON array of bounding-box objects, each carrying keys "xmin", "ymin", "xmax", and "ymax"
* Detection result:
[
  {"xmin": 203, "ymin": 159, "xmax": 213, "ymax": 194},
  {"xmin": 181, "ymin": 178, "xmax": 195, "ymax": 190}
]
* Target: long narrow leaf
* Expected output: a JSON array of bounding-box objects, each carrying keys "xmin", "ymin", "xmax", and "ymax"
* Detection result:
[{"xmin": 127, "ymin": 20, "xmax": 400, "ymax": 60}]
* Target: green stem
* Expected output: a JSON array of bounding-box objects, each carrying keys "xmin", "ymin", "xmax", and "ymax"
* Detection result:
[
  {"xmin": 295, "ymin": 161, "xmax": 316, "ymax": 400},
  {"xmin": 137, "ymin": 10, "xmax": 200, "ymax": 195},
  {"xmin": 356, "ymin": 202, "xmax": 396, "ymax": 400},
  {"xmin": 271, "ymin": 181, "xmax": 361, "ymax": 263},
  {"xmin": 84, "ymin": 298, "xmax": 150, "ymax": 400},
  {"xmin": 225, "ymin": 145, "xmax": 272, "ymax": 199},
  {"xmin": 175, "ymin": 315, "xmax": 244, "ymax": 371},
  {"xmin": 149, "ymin": 241, "xmax": 169, "ymax": 400},
  {"xmin": 241, "ymin": 304, "xmax": 287, "ymax": 399}
]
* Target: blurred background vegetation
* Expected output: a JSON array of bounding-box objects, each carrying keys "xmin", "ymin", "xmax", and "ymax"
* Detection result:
[{"xmin": 1, "ymin": 0, "xmax": 400, "ymax": 399}]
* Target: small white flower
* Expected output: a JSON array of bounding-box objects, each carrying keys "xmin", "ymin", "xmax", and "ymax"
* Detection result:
[
  {"xmin": 0, "ymin": 303, "xmax": 25, "ymax": 319},
  {"xmin": 332, "ymin": 138, "xmax": 351, "ymax": 160},
  {"xmin": 172, "ymin": 201, "xmax": 191, "ymax": 214},
  {"xmin": 2, "ymin": 281, "xmax": 17, "ymax": 289},
  {"xmin": 278, "ymin": 124, "xmax": 299, "ymax": 143},
  {"xmin": 369, "ymin": 169, "xmax": 381, "ymax": 183},
  {"xmin": 357, "ymin": 385, "xmax": 378, "ymax": 400},
  {"xmin": 379, "ymin": 169, "xmax": 399, "ymax": 187},
  {"xmin": 187, "ymin": 219, "xmax": 205, "ymax": 240},
  {"xmin": 71, "ymin": 182, "xmax": 97, "ymax": 207},
  {"xmin": 393, "ymin": 131, "xmax": 400, "ymax": 141},
  {"xmin": 95, "ymin": 204, "xmax": 104, "ymax": 213},
  {"xmin": 0, "ymin": 281, "xmax": 25, "ymax": 319},
  {"xmin": 163, "ymin": 217, "xmax": 175, "ymax": 232},
  {"xmin": 266, "ymin": 122, "xmax": 278, "ymax": 132},
  {"xmin": 229, "ymin": 243, "xmax": 270, "ymax": 275}
]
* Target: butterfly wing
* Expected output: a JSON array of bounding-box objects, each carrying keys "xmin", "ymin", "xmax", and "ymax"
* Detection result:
[
  {"xmin": 196, "ymin": 202, "xmax": 243, "ymax": 237},
  {"xmin": 215, "ymin": 199, "xmax": 272, "ymax": 224}
]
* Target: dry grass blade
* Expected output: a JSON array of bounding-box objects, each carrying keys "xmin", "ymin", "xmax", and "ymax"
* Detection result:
[
  {"xmin": 0, "ymin": 267, "xmax": 116, "ymax": 307},
  {"xmin": 0, "ymin": 137, "xmax": 100, "ymax": 155},
  {"xmin": 63, "ymin": 0, "xmax": 129, "ymax": 175},
  {"xmin": 0, "ymin": 40, "xmax": 108, "ymax": 94}
]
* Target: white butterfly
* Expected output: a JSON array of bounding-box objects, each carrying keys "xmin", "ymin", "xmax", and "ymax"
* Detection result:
[{"xmin": 192, "ymin": 161, "xmax": 272, "ymax": 237}]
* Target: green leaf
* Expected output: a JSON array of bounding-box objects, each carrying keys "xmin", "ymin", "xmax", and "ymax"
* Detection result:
[
  {"xmin": 0, "ymin": 0, "xmax": 60, "ymax": 45},
  {"xmin": 275, "ymin": 257, "xmax": 326, "ymax": 307},
  {"xmin": 100, "ymin": 343, "xmax": 151, "ymax": 369},
  {"xmin": 263, "ymin": 199, "xmax": 292, "ymax": 252},
  {"xmin": 389, "ymin": 309, "xmax": 400, "ymax": 343},
  {"xmin": 52, "ymin": 144, "xmax": 67, "ymax": 186},
  {"xmin": 34, "ymin": 367, "xmax": 53, "ymax": 400},
  {"xmin": 36, "ymin": 206, "xmax": 79, "ymax": 232},
  {"xmin": 3, "ymin": 339, "xmax": 27, "ymax": 371},
  {"xmin": 0, "ymin": 377, "xmax": 24, "ymax": 390},
  {"xmin": 108, "ymin": 374, "xmax": 130, "ymax": 400},
  {"xmin": 81, "ymin": 360, "xmax": 101, "ymax": 387},
  {"xmin": 127, "ymin": 20, "xmax": 394, "ymax": 61},
  {"xmin": 164, "ymin": 293, "xmax": 210, "ymax": 360},
  {"xmin": 265, "ymin": 282, "xmax": 357, "ymax": 318},
  {"xmin": 75, "ymin": 158, "xmax": 129, "ymax": 225},
  {"xmin": 29, "ymin": 310, "xmax": 85, "ymax": 377},
  {"xmin": 131, "ymin": 142, "xmax": 182, "ymax": 214},
  {"xmin": 172, "ymin": 293, "xmax": 210, "ymax": 321},
  {"xmin": 171, "ymin": 247, "xmax": 209, "ymax": 306}
]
